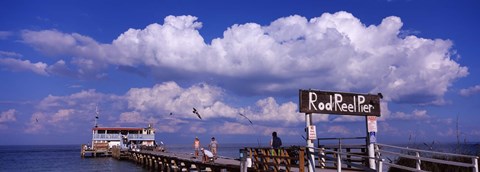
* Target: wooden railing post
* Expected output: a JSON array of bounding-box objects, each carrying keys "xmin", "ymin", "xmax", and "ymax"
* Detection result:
[
  {"xmin": 299, "ymin": 148, "xmax": 305, "ymax": 172},
  {"xmin": 346, "ymin": 148, "xmax": 351, "ymax": 168}
]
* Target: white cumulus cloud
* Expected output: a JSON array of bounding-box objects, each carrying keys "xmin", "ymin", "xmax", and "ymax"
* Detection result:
[
  {"xmin": 20, "ymin": 12, "xmax": 467, "ymax": 104},
  {"xmin": 24, "ymin": 81, "xmax": 305, "ymax": 134},
  {"xmin": 0, "ymin": 109, "xmax": 17, "ymax": 123},
  {"xmin": 389, "ymin": 109, "xmax": 430, "ymax": 120},
  {"xmin": 459, "ymin": 85, "xmax": 480, "ymax": 96},
  {"xmin": 0, "ymin": 51, "xmax": 22, "ymax": 58},
  {"xmin": 0, "ymin": 58, "xmax": 49, "ymax": 76},
  {"xmin": 125, "ymin": 81, "xmax": 303, "ymax": 125},
  {"xmin": 49, "ymin": 109, "xmax": 74, "ymax": 124}
]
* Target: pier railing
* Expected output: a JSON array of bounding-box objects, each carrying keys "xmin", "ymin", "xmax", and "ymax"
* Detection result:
[
  {"xmin": 376, "ymin": 143, "xmax": 479, "ymax": 172},
  {"xmin": 241, "ymin": 146, "xmax": 379, "ymax": 172},
  {"xmin": 317, "ymin": 137, "xmax": 368, "ymax": 169},
  {"xmin": 243, "ymin": 147, "xmax": 302, "ymax": 171},
  {"xmin": 127, "ymin": 134, "xmax": 154, "ymax": 140},
  {"xmin": 93, "ymin": 134, "xmax": 121, "ymax": 140},
  {"xmin": 92, "ymin": 134, "xmax": 154, "ymax": 140}
]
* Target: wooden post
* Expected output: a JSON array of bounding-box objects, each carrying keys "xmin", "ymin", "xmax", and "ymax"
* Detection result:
[
  {"xmin": 81, "ymin": 144, "xmax": 85, "ymax": 158},
  {"xmin": 299, "ymin": 148, "xmax": 305, "ymax": 172},
  {"xmin": 346, "ymin": 148, "xmax": 351, "ymax": 168},
  {"xmin": 149, "ymin": 155, "xmax": 153, "ymax": 169}
]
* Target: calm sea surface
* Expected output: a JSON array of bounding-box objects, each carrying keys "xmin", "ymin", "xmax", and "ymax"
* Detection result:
[
  {"xmin": 0, "ymin": 144, "xmax": 254, "ymax": 172},
  {"xmin": 0, "ymin": 145, "xmax": 145, "ymax": 172}
]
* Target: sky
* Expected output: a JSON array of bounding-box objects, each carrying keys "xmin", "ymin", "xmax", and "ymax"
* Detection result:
[{"xmin": 0, "ymin": 0, "xmax": 479, "ymax": 146}]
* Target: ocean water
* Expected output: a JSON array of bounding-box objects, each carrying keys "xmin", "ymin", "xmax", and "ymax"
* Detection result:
[
  {"xmin": 0, "ymin": 143, "xmax": 252, "ymax": 172},
  {"xmin": 0, "ymin": 145, "xmax": 145, "ymax": 172}
]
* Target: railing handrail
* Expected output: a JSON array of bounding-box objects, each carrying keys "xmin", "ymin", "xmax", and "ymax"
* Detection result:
[
  {"xmin": 317, "ymin": 137, "xmax": 366, "ymax": 141},
  {"xmin": 376, "ymin": 143, "xmax": 479, "ymax": 159},
  {"xmin": 307, "ymin": 146, "xmax": 381, "ymax": 161},
  {"xmin": 244, "ymin": 144, "xmax": 479, "ymax": 172},
  {"xmin": 381, "ymin": 149, "xmax": 476, "ymax": 168}
]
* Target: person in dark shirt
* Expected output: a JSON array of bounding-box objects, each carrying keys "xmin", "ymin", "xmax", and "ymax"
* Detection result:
[{"xmin": 270, "ymin": 131, "xmax": 282, "ymax": 148}]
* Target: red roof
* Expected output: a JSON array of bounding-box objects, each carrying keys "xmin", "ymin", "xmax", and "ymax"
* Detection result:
[{"xmin": 92, "ymin": 127, "xmax": 143, "ymax": 131}]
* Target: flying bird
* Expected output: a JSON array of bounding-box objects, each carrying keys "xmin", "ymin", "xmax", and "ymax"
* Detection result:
[
  {"xmin": 169, "ymin": 112, "xmax": 173, "ymax": 115},
  {"xmin": 238, "ymin": 113, "xmax": 253, "ymax": 125},
  {"xmin": 36, "ymin": 118, "xmax": 38, "ymax": 123},
  {"xmin": 192, "ymin": 108, "xmax": 202, "ymax": 120},
  {"xmin": 378, "ymin": 93, "xmax": 383, "ymax": 99},
  {"xmin": 423, "ymin": 141, "xmax": 435, "ymax": 150}
]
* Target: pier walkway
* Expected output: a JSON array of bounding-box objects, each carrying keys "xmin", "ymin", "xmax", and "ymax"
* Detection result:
[
  {"xmin": 119, "ymin": 148, "xmax": 358, "ymax": 172},
  {"xmin": 127, "ymin": 149, "xmax": 240, "ymax": 171}
]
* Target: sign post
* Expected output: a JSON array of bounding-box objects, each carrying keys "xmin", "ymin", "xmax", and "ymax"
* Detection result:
[
  {"xmin": 367, "ymin": 116, "xmax": 378, "ymax": 169},
  {"xmin": 305, "ymin": 113, "xmax": 315, "ymax": 172},
  {"xmin": 299, "ymin": 89, "xmax": 382, "ymax": 171}
]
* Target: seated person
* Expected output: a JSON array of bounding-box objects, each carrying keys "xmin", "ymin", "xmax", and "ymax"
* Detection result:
[{"xmin": 201, "ymin": 148, "xmax": 215, "ymax": 163}]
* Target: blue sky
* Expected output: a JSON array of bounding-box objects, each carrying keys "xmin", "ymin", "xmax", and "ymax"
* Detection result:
[{"xmin": 1, "ymin": 0, "xmax": 479, "ymax": 146}]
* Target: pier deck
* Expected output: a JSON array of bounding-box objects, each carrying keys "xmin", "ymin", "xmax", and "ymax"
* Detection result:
[
  {"xmin": 127, "ymin": 149, "xmax": 356, "ymax": 172},
  {"xmin": 129, "ymin": 150, "xmax": 241, "ymax": 171},
  {"xmin": 142, "ymin": 150, "xmax": 240, "ymax": 166}
]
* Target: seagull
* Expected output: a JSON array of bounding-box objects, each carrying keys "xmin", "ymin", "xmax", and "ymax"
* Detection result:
[
  {"xmin": 238, "ymin": 113, "xmax": 253, "ymax": 124},
  {"xmin": 378, "ymin": 93, "xmax": 383, "ymax": 99},
  {"xmin": 192, "ymin": 108, "xmax": 202, "ymax": 120},
  {"xmin": 169, "ymin": 112, "xmax": 173, "ymax": 115},
  {"xmin": 36, "ymin": 118, "xmax": 38, "ymax": 123}
]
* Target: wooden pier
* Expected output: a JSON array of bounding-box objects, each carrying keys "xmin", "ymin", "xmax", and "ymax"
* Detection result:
[
  {"xmin": 80, "ymin": 143, "xmax": 111, "ymax": 158},
  {"xmin": 112, "ymin": 147, "xmax": 241, "ymax": 172},
  {"xmin": 82, "ymin": 144, "xmax": 364, "ymax": 171}
]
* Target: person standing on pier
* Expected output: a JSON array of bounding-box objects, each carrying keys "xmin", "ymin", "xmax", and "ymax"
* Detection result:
[
  {"xmin": 209, "ymin": 137, "xmax": 218, "ymax": 158},
  {"xmin": 194, "ymin": 136, "xmax": 200, "ymax": 158},
  {"xmin": 270, "ymin": 131, "xmax": 282, "ymax": 155}
]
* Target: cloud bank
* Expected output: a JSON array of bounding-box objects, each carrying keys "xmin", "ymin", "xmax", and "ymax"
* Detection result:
[
  {"xmin": 25, "ymin": 81, "xmax": 303, "ymax": 135},
  {"xmin": 17, "ymin": 11, "xmax": 467, "ymax": 104}
]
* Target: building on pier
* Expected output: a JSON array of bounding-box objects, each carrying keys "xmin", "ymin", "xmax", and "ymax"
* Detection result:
[{"xmin": 91, "ymin": 124, "xmax": 156, "ymax": 150}]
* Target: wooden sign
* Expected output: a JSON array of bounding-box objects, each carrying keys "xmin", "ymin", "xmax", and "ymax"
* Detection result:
[{"xmin": 299, "ymin": 89, "xmax": 381, "ymax": 116}]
